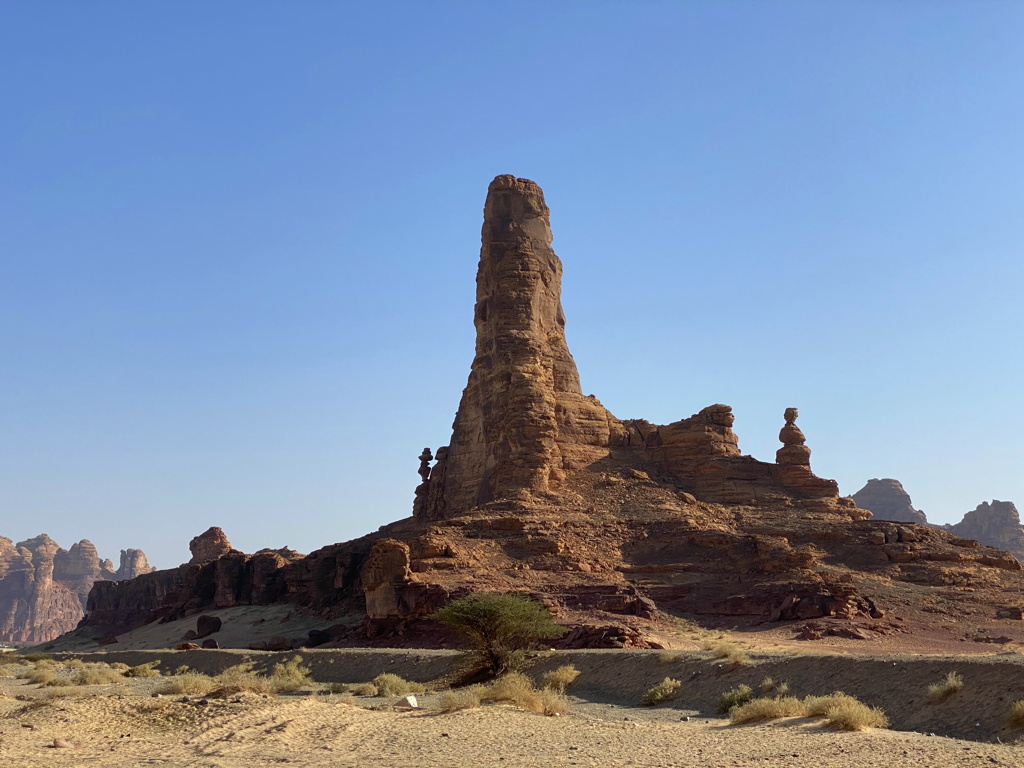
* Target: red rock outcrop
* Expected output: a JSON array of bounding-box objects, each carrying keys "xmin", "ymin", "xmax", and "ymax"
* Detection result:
[
  {"xmin": 945, "ymin": 501, "xmax": 1024, "ymax": 561},
  {"xmin": 850, "ymin": 478, "xmax": 929, "ymax": 525},
  {"xmin": 189, "ymin": 527, "xmax": 233, "ymax": 565},
  {"xmin": 75, "ymin": 176, "xmax": 1024, "ymax": 651},
  {"xmin": 0, "ymin": 534, "xmax": 151, "ymax": 643}
]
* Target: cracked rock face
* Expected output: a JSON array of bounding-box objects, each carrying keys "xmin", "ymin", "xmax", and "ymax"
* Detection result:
[{"xmin": 850, "ymin": 479, "xmax": 928, "ymax": 525}]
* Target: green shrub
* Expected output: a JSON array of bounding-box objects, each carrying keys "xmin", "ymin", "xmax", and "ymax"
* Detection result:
[
  {"xmin": 541, "ymin": 664, "xmax": 580, "ymax": 693},
  {"xmin": 717, "ymin": 683, "xmax": 754, "ymax": 714},
  {"xmin": 429, "ymin": 593, "xmax": 566, "ymax": 676},
  {"xmin": 641, "ymin": 677, "xmax": 681, "ymax": 706}
]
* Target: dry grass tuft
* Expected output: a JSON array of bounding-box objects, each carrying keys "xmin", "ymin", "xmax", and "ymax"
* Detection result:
[
  {"xmin": 348, "ymin": 682, "xmax": 378, "ymax": 696},
  {"xmin": 927, "ymin": 671, "xmax": 963, "ymax": 704},
  {"xmin": 124, "ymin": 661, "xmax": 161, "ymax": 678},
  {"xmin": 156, "ymin": 671, "xmax": 218, "ymax": 696},
  {"xmin": 541, "ymin": 664, "xmax": 580, "ymax": 693},
  {"xmin": 1007, "ymin": 700, "xmax": 1024, "ymax": 729},
  {"xmin": 702, "ymin": 641, "xmax": 750, "ymax": 666},
  {"xmin": 730, "ymin": 696, "xmax": 806, "ymax": 723},
  {"xmin": 438, "ymin": 686, "xmax": 484, "ymax": 712},
  {"xmin": 268, "ymin": 656, "xmax": 313, "ymax": 692},
  {"xmin": 824, "ymin": 698, "xmax": 889, "ymax": 731},
  {"xmin": 758, "ymin": 677, "xmax": 789, "ymax": 696},
  {"xmin": 718, "ymin": 683, "xmax": 754, "ymax": 714},
  {"xmin": 372, "ymin": 673, "xmax": 426, "ymax": 698},
  {"xmin": 641, "ymin": 677, "xmax": 681, "ymax": 706}
]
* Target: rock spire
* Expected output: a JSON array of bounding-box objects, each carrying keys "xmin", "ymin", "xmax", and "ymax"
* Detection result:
[{"xmin": 415, "ymin": 175, "xmax": 619, "ymax": 519}]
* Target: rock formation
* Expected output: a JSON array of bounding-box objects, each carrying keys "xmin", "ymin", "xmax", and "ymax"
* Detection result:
[
  {"xmin": 189, "ymin": 527, "xmax": 233, "ymax": 565},
  {"xmin": 850, "ymin": 479, "xmax": 928, "ymax": 525},
  {"xmin": 75, "ymin": 176, "xmax": 1024, "ymax": 651},
  {"xmin": 945, "ymin": 501, "xmax": 1024, "ymax": 561},
  {"xmin": 0, "ymin": 534, "xmax": 151, "ymax": 643},
  {"xmin": 115, "ymin": 549, "xmax": 151, "ymax": 580}
]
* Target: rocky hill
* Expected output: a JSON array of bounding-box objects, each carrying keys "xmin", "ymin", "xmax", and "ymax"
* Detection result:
[
  {"xmin": 0, "ymin": 535, "xmax": 151, "ymax": 643},
  {"xmin": 944, "ymin": 501, "xmax": 1024, "ymax": 561},
  {"xmin": 76, "ymin": 176, "xmax": 1024, "ymax": 651},
  {"xmin": 850, "ymin": 479, "xmax": 928, "ymax": 525}
]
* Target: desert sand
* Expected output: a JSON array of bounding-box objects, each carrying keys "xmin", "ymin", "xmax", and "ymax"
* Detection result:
[{"xmin": 3, "ymin": 648, "xmax": 1024, "ymax": 768}]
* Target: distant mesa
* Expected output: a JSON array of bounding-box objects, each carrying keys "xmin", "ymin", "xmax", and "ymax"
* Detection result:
[
  {"xmin": 944, "ymin": 501, "xmax": 1024, "ymax": 562},
  {"xmin": 850, "ymin": 478, "xmax": 928, "ymax": 525},
  {"xmin": 0, "ymin": 535, "xmax": 151, "ymax": 644},
  {"xmin": 67, "ymin": 176, "xmax": 1024, "ymax": 652}
]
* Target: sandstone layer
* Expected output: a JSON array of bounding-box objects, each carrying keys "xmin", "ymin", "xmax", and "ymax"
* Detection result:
[
  {"xmin": 76, "ymin": 176, "xmax": 1024, "ymax": 651},
  {"xmin": 850, "ymin": 479, "xmax": 929, "ymax": 525},
  {"xmin": 0, "ymin": 535, "xmax": 151, "ymax": 643}
]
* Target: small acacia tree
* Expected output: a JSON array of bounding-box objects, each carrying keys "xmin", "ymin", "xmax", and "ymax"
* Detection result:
[{"xmin": 430, "ymin": 592, "xmax": 566, "ymax": 676}]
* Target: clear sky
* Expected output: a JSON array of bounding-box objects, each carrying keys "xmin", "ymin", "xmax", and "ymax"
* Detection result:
[{"xmin": 2, "ymin": 2, "xmax": 1022, "ymax": 569}]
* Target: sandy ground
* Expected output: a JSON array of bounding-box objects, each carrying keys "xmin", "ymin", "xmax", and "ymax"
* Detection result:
[
  {"xmin": 1, "ymin": 685, "xmax": 1021, "ymax": 768},
  {"xmin": 3, "ymin": 650, "xmax": 1024, "ymax": 767}
]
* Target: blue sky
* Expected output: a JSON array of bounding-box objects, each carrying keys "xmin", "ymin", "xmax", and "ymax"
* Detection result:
[{"xmin": 2, "ymin": 2, "xmax": 1022, "ymax": 568}]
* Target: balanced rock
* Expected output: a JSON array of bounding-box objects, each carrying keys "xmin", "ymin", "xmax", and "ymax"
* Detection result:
[{"xmin": 850, "ymin": 479, "xmax": 928, "ymax": 525}]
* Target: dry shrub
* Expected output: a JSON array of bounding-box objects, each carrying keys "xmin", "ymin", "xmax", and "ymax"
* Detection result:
[
  {"xmin": 485, "ymin": 672, "xmax": 536, "ymax": 704},
  {"xmin": 438, "ymin": 685, "xmax": 484, "ymax": 712},
  {"xmin": 267, "ymin": 656, "xmax": 312, "ymax": 692},
  {"xmin": 641, "ymin": 677, "xmax": 681, "ymax": 706},
  {"xmin": 541, "ymin": 664, "xmax": 580, "ymax": 693},
  {"xmin": 824, "ymin": 698, "xmax": 889, "ymax": 731},
  {"xmin": 24, "ymin": 667, "xmax": 56, "ymax": 685},
  {"xmin": 758, "ymin": 677, "xmax": 789, "ymax": 696},
  {"xmin": 730, "ymin": 696, "xmax": 807, "ymax": 723},
  {"xmin": 927, "ymin": 671, "xmax": 963, "ymax": 704},
  {"xmin": 803, "ymin": 692, "xmax": 860, "ymax": 717},
  {"xmin": 23, "ymin": 652, "xmax": 51, "ymax": 662},
  {"xmin": 702, "ymin": 641, "xmax": 750, "ymax": 666},
  {"xmin": 109, "ymin": 662, "xmax": 130, "ymax": 672},
  {"xmin": 717, "ymin": 683, "xmax": 754, "ymax": 714},
  {"xmin": 327, "ymin": 682, "xmax": 350, "ymax": 694},
  {"xmin": 372, "ymin": 673, "xmax": 425, "ymax": 698},
  {"xmin": 533, "ymin": 687, "xmax": 570, "ymax": 716},
  {"xmin": 213, "ymin": 663, "xmax": 275, "ymax": 695},
  {"xmin": 1007, "ymin": 700, "xmax": 1024, "ymax": 729},
  {"xmin": 156, "ymin": 672, "xmax": 217, "ymax": 696},
  {"xmin": 125, "ymin": 661, "xmax": 161, "ymax": 679},
  {"xmin": 348, "ymin": 682, "xmax": 378, "ymax": 696},
  {"xmin": 66, "ymin": 664, "xmax": 126, "ymax": 686}
]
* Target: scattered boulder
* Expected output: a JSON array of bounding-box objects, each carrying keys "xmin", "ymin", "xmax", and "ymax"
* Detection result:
[
  {"xmin": 176, "ymin": 642, "xmax": 201, "ymax": 650},
  {"xmin": 195, "ymin": 615, "xmax": 222, "ymax": 638},
  {"xmin": 201, "ymin": 638, "xmax": 219, "ymax": 649}
]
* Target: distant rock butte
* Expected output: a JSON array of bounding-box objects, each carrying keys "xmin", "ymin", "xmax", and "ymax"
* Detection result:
[
  {"xmin": 0, "ymin": 534, "xmax": 152, "ymax": 643},
  {"xmin": 945, "ymin": 501, "xmax": 1024, "ymax": 561},
  {"xmin": 850, "ymin": 479, "xmax": 929, "ymax": 525},
  {"xmin": 78, "ymin": 176, "xmax": 1024, "ymax": 650}
]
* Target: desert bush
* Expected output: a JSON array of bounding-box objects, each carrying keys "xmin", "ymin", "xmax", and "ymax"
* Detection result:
[
  {"xmin": 23, "ymin": 652, "xmax": 51, "ymax": 662},
  {"xmin": 541, "ymin": 664, "xmax": 580, "ymax": 693},
  {"xmin": 348, "ymin": 682, "xmax": 378, "ymax": 696},
  {"xmin": 730, "ymin": 696, "xmax": 807, "ymax": 723},
  {"xmin": 268, "ymin": 656, "xmax": 312, "ymax": 692},
  {"xmin": 803, "ymin": 692, "xmax": 860, "ymax": 717},
  {"xmin": 371, "ymin": 673, "xmax": 425, "ymax": 698},
  {"xmin": 641, "ymin": 677, "xmax": 681, "ymax": 706},
  {"xmin": 156, "ymin": 672, "xmax": 218, "ymax": 696},
  {"xmin": 758, "ymin": 677, "xmax": 788, "ymax": 696},
  {"xmin": 125, "ymin": 661, "xmax": 161, "ymax": 678},
  {"xmin": 68, "ymin": 664, "xmax": 127, "ymax": 686},
  {"xmin": 823, "ymin": 698, "xmax": 889, "ymax": 731},
  {"xmin": 438, "ymin": 685, "xmax": 484, "ymax": 712},
  {"xmin": 429, "ymin": 593, "xmax": 566, "ymax": 676},
  {"xmin": 214, "ymin": 663, "xmax": 275, "ymax": 695},
  {"xmin": 477, "ymin": 672, "xmax": 568, "ymax": 715},
  {"xmin": 927, "ymin": 671, "xmax": 963, "ymax": 704},
  {"xmin": 23, "ymin": 666, "xmax": 56, "ymax": 685},
  {"xmin": 1007, "ymin": 700, "xmax": 1024, "ymax": 729},
  {"xmin": 701, "ymin": 641, "xmax": 750, "ymax": 666},
  {"xmin": 717, "ymin": 683, "xmax": 754, "ymax": 714}
]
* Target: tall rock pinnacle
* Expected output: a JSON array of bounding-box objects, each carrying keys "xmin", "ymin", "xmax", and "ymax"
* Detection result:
[{"xmin": 416, "ymin": 176, "xmax": 619, "ymax": 519}]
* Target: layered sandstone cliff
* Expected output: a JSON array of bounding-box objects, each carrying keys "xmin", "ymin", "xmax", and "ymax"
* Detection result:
[
  {"xmin": 851, "ymin": 479, "xmax": 929, "ymax": 525},
  {"xmin": 76, "ymin": 176, "xmax": 1024, "ymax": 651},
  {"xmin": 0, "ymin": 535, "xmax": 152, "ymax": 643}
]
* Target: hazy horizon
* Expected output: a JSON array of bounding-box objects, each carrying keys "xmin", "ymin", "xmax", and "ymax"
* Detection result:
[{"xmin": 3, "ymin": 2, "xmax": 1022, "ymax": 569}]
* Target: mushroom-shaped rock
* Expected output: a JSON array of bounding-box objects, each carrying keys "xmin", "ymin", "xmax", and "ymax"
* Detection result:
[{"xmin": 188, "ymin": 527, "xmax": 233, "ymax": 565}]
